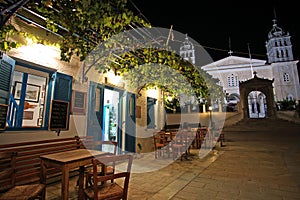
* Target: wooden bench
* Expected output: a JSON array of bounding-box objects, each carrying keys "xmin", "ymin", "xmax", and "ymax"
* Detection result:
[{"xmin": 0, "ymin": 135, "xmax": 93, "ymax": 186}]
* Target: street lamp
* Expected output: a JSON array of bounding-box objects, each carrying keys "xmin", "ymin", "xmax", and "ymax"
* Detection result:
[{"xmin": 208, "ymin": 106, "xmax": 213, "ymax": 127}]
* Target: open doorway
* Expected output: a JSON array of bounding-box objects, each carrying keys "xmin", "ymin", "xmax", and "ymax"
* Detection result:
[
  {"xmin": 248, "ymin": 91, "xmax": 267, "ymax": 118},
  {"xmin": 102, "ymin": 88, "xmax": 120, "ymax": 142}
]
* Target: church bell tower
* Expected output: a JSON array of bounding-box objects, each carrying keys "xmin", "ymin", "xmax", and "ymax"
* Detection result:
[
  {"xmin": 265, "ymin": 19, "xmax": 294, "ymax": 63},
  {"xmin": 265, "ymin": 17, "xmax": 300, "ymax": 101},
  {"xmin": 180, "ymin": 34, "xmax": 195, "ymax": 64}
]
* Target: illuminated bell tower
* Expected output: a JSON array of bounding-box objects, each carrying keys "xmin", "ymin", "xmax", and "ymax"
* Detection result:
[
  {"xmin": 265, "ymin": 18, "xmax": 300, "ymax": 101},
  {"xmin": 266, "ymin": 19, "xmax": 294, "ymax": 63},
  {"xmin": 180, "ymin": 34, "xmax": 195, "ymax": 64}
]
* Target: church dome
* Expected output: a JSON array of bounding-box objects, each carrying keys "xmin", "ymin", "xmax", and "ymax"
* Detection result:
[{"xmin": 268, "ymin": 19, "xmax": 288, "ymax": 39}]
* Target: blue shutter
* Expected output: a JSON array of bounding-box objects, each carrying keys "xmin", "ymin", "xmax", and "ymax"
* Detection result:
[
  {"xmin": 53, "ymin": 72, "xmax": 72, "ymax": 101},
  {"xmin": 0, "ymin": 53, "xmax": 15, "ymax": 104},
  {"xmin": 52, "ymin": 72, "xmax": 72, "ymax": 130}
]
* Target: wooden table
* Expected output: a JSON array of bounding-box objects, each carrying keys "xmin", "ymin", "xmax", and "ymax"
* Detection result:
[{"xmin": 40, "ymin": 148, "xmax": 111, "ymax": 200}]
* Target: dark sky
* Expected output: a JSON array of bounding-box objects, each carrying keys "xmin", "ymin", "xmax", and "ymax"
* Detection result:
[{"xmin": 130, "ymin": 0, "xmax": 300, "ymax": 62}]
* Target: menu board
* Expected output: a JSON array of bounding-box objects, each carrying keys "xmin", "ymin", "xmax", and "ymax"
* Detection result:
[
  {"xmin": 49, "ymin": 100, "xmax": 69, "ymax": 131},
  {"xmin": 0, "ymin": 104, "xmax": 8, "ymax": 130}
]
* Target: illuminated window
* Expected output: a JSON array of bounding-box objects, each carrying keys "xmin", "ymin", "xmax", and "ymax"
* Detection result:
[
  {"xmin": 283, "ymin": 73, "xmax": 290, "ymax": 82},
  {"xmin": 227, "ymin": 73, "xmax": 239, "ymax": 87}
]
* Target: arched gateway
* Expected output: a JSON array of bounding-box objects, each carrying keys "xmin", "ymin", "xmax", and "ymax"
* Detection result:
[{"xmin": 239, "ymin": 72, "xmax": 277, "ymax": 119}]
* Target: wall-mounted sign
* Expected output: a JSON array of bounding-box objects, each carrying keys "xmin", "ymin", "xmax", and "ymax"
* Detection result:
[{"xmin": 71, "ymin": 90, "xmax": 86, "ymax": 115}]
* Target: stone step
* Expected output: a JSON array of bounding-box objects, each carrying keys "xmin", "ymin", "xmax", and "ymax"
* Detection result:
[{"xmin": 222, "ymin": 117, "xmax": 299, "ymax": 132}]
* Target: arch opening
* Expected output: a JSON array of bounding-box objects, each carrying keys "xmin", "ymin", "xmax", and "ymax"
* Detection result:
[{"xmin": 247, "ymin": 91, "xmax": 267, "ymax": 118}]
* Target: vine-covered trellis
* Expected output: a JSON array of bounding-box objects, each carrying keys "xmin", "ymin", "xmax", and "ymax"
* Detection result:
[{"xmin": 1, "ymin": 0, "xmax": 225, "ymax": 109}]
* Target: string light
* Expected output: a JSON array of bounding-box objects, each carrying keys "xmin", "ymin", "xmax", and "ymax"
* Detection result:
[{"xmin": 128, "ymin": 0, "xmax": 268, "ymax": 59}]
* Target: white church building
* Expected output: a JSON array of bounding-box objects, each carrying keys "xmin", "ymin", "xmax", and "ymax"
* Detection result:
[{"xmin": 180, "ymin": 19, "xmax": 300, "ymax": 118}]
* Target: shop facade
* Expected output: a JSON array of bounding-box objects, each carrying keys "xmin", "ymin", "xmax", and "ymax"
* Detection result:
[{"xmin": 0, "ymin": 41, "xmax": 166, "ymax": 153}]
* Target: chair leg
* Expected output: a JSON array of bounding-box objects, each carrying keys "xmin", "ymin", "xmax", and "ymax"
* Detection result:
[
  {"xmin": 172, "ymin": 147, "xmax": 180, "ymax": 160},
  {"xmin": 172, "ymin": 148, "xmax": 176, "ymax": 160},
  {"xmin": 40, "ymin": 189, "xmax": 46, "ymax": 200},
  {"xmin": 87, "ymin": 175, "xmax": 93, "ymax": 187},
  {"xmin": 76, "ymin": 178, "xmax": 79, "ymax": 186}
]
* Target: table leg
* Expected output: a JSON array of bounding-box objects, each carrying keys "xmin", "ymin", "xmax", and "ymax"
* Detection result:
[
  {"xmin": 40, "ymin": 160, "xmax": 46, "ymax": 184},
  {"xmin": 61, "ymin": 166, "xmax": 69, "ymax": 200},
  {"xmin": 78, "ymin": 166, "xmax": 85, "ymax": 200},
  {"xmin": 40, "ymin": 159, "xmax": 47, "ymax": 199}
]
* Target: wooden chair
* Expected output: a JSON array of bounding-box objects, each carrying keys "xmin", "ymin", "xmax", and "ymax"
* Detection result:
[
  {"xmin": 0, "ymin": 151, "xmax": 46, "ymax": 200},
  {"xmin": 171, "ymin": 130, "xmax": 190, "ymax": 161},
  {"xmin": 196, "ymin": 127, "xmax": 209, "ymax": 148},
  {"xmin": 185, "ymin": 130, "xmax": 196, "ymax": 155},
  {"xmin": 195, "ymin": 127, "xmax": 206, "ymax": 149},
  {"xmin": 153, "ymin": 131, "xmax": 168, "ymax": 158},
  {"xmin": 85, "ymin": 141, "xmax": 118, "ymax": 186},
  {"xmin": 83, "ymin": 154, "xmax": 133, "ymax": 200}
]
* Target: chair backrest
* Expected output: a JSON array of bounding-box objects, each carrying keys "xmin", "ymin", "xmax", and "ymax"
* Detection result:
[
  {"xmin": 173, "ymin": 130, "xmax": 194, "ymax": 147},
  {"xmin": 92, "ymin": 141, "xmax": 118, "ymax": 155},
  {"xmin": 185, "ymin": 130, "xmax": 195, "ymax": 143},
  {"xmin": 153, "ymin": 131, "xmax": 167, "ymax": 146},
  {"xmin": 173, "ymin": 130, "xmax": 186, "ymax": 143},
  {"xmin": 0, "ymin": 151, "xmax": 17, "ymax": 192},
  {"xmin": 91, "ymin": 154, "xmax": 133, "ymax": 200},
  {"xmin": 170, "ymin": 131, "xmax": 177, "ymax": 140},
  {"xmin": 198, "ymin": 127, "xmax": 209, "ymax": 140}
]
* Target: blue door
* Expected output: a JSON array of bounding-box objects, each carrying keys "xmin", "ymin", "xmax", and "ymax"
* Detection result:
[
  {"xmin": 125, "ymin": 92, "xmax": 136, "ymax": 153},
  {"xmin": 87, "ymin": 82, "xmax": 104, "ymax": 141}
]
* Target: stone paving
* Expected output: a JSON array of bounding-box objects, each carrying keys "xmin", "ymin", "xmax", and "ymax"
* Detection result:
[{"xmin": 46, "ymin": 117, "xmax": 300, "ymax": 199}]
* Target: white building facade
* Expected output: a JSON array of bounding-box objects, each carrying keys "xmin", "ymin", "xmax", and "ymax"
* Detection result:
[{"xmin": 199, "ymin": 19, "xmax": 300, "ymax": 109}]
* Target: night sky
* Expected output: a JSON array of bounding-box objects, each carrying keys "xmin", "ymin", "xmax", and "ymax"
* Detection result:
[{"xmin": 130, "ymin": 0, "xmax": 300, "ymax": 62}]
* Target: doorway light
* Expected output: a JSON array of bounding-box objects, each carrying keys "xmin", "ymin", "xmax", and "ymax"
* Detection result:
[{"xmin": 147, "ymin": 88, "xmax": 159, "ymax": 98}]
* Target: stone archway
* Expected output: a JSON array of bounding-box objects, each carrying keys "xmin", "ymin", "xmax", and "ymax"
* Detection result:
[
  {"xmin": 239, "ymin": 73, "xmax": 277, "ymax": 119},
  {"xmin": 248, "ymin": 91, "xmax": 267, "ymax": 118}
]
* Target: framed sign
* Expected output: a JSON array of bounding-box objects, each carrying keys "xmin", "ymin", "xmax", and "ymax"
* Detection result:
[
  {"xmin": 49, "ymin": 100, "xmax": 69, "ymax": 131},
  {"xmin": 14, "ymin": 81, "xmax": 40, "ymax": 103},
  {"xmin": 0, "ymin": 104, "xmax": 8, "ymax": 130},
  {"xmin": 71, "ymin": 90, "xmax": 86, "ymax": 115}
]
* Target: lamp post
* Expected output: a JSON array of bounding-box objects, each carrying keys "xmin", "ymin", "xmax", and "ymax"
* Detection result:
[
  {"xmin": 296, "ymin": 100, "xmax": 300, "ymax": 118},
  {"xmin": 207, "ymin": 106, "xmax": 214, "ymax": 149},
  {"xmin": 208, "ymin": 106, "xmax": 213, "ymax": 127}
]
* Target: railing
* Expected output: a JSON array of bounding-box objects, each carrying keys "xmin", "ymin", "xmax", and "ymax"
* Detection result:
[{"xmin": 6, "ymin": 93, "xmax": 19, "ymax": 127}]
